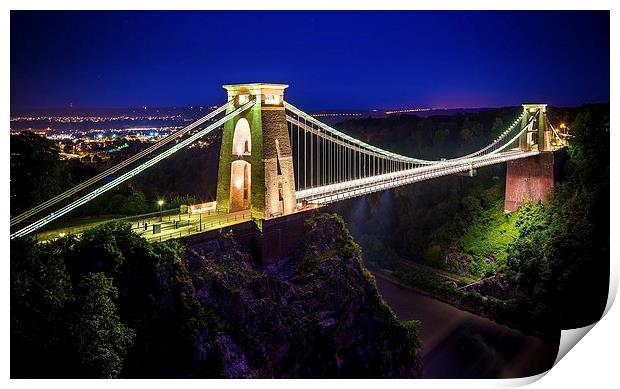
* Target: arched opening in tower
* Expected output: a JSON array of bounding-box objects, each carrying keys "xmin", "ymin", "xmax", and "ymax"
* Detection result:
[
  {"xmin": 232, "ymin": 118, "xmax": 252, "ymax": 156},
  {"xmin": 230, "ymin": 160, "xmax": 251, "ymax": 212}
]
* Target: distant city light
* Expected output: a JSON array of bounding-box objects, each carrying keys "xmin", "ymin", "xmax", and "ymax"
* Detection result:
[
  {"xmin": 385, "ymin": 108, "xmax": 433, "ymax": 115},
  {"xmin": 312, "ymin": 112, "xmax": 363, "ymax": 118}
]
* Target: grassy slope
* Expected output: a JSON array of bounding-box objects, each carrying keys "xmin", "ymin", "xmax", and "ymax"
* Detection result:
[{"xmin": 461, "ymin": 200, "xmax": 519, "ymax": 277}]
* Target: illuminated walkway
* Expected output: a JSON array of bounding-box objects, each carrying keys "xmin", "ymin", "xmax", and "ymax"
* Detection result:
[{"xmin": 36, "ymin": 210, "xmax": 252, "ymax": 243}]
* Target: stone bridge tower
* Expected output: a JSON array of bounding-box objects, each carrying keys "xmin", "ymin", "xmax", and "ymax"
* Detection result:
[
  {"xmin": 216, "ymin": 83, "xmax": 297, "ymax": 224},
  {"xmin": 504, "ymin": 103, "xmax": 566, "ymax": 212}
]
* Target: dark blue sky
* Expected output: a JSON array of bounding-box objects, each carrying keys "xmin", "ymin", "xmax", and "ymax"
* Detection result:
[{"xmin": 11, "ymin": 11, "xmax": 609, "ymax": 110}]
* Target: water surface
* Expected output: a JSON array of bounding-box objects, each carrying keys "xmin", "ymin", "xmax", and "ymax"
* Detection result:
[{"xmin": 374, "ymin": 275, "xmax": 559, "ymax": 378}]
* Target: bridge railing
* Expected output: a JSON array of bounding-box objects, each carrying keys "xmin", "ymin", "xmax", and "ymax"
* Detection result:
[{"xmin": 144, "ymin": 211, "xmax": 252, "ymax": 243}]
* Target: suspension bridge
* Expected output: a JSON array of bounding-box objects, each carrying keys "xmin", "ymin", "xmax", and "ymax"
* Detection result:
[{"xmin": 10, "ymin": 83, "xmax": 568, "ymax": 242}]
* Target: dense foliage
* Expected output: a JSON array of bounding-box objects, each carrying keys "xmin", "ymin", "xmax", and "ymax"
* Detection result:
[{"xmin": 11, "ymin": 222, "xmax": 214, "ymax": 377}]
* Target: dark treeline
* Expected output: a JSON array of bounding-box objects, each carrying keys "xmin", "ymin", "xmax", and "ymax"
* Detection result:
[
  {"xmin": 10, "ymin": 132, "xmax": 74, "ymax": 216},
  {"xmin": 338, "ymin": 107, "xmax": 521, "ymax": 160},
  {"xmin": 333, "ymin": 104, "xmax": 609, "ymax": 332}
]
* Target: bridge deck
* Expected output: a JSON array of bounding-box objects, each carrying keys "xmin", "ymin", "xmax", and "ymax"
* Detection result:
[{"xmin": 296, "ymin": 150, "xmax": 540, "ymax": 204}]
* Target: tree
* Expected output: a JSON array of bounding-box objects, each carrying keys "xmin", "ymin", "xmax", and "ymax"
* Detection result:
[
  {"xmin": 10, "ymin": 132, "xmax": 71, "ymax": 216},
  {"xmin": 124, "ymin": 191, "xmax": 150, "ymax": 214},
  {"xmin": 11, "ymin": 236, "xmax": 75, "ymax": 377},
  {"xmin": 70, "ymin": 272, "xmax": 134, "ymax": 378},
  {"xmin": 168, "ymin": 194, "xmax": 198, "ymax": 210}
]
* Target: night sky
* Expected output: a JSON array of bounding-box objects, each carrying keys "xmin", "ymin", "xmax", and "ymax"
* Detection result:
[{"xmin": 11, "ymin": 11, "xmax": 609, "ymax": 110}]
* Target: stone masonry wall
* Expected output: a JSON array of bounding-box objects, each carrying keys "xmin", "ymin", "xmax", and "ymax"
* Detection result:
[
  {"xmin": 504, "ymin": 150, "xmax": 565, "ymax": 212},
  {"xmin": 261, "ymin": 109, "xmax": 297, "ymax": 218}
]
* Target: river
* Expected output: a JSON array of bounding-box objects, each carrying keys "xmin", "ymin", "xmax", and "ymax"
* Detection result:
[{"xmin": 374, "ymin": 274, "xmax": 560, "ymax": 378}]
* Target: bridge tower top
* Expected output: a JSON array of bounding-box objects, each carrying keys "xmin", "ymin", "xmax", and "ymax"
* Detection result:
[
  {"xmin": 518, "ymin": 103, "xmax": 552, "ymax": 152},
  {"xmin": 223, "ymin": 83, "xmax": 288, "ymax": 107},
  {"xmin": 522, "ymin": 103, "xmax": 548, "ymax": 113}
]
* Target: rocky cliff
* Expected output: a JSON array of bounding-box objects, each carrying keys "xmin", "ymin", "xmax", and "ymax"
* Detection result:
[{"xmin": 181, "ymin": 213, "xmax": 422, "ymax": 378}]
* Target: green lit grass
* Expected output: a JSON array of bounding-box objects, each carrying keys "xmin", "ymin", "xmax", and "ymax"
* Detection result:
[{"xmin": 461, "ymin": 200, "xmax": 519, "ymax": 276}]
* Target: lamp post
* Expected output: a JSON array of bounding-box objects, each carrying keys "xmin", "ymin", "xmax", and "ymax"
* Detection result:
[{"xmin": 158, "ymin": 199, "xmax": 164, "ymax": 222}]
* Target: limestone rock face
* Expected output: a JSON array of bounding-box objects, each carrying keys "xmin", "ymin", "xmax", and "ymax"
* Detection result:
[{"xmin": 184, "ymin": 213, "xmax": 422, "ymax": 378}]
